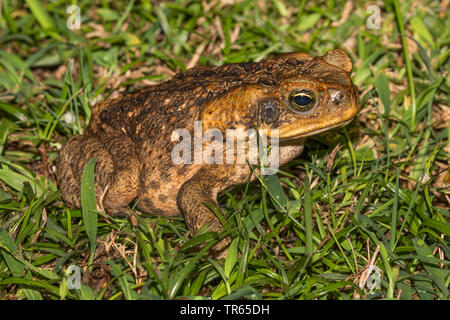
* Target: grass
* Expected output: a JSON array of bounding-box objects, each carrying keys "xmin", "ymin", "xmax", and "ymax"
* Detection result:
[{"xmin": 0, "ymin": 0, "xmax": 449, "ymax": 300}]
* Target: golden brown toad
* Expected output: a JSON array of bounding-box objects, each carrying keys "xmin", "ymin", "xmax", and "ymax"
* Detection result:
[{"xmin": 56, "ymin": 49, "xmax": 360, "ymax": 255}]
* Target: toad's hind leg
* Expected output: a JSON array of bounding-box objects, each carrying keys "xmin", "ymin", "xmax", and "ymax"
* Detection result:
[{"xmin": 56, "ymin": 132, "xmax": 139, "ymax": 216}]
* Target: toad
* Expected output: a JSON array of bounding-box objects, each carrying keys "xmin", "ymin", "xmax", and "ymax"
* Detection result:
[{"xmin": 56, "ymin": 49, "xmax": 360, "ymax": 255}]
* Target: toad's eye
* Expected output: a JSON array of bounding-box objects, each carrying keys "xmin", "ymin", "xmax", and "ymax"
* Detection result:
[{"xmin": 289, "ymin": 90, "xmax": 316, "ymax": 111}]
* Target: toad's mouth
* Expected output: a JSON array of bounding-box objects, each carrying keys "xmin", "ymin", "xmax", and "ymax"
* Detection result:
[{"xmin": 279, "ymin": 118, "xmax": 354, "ymax": 141}]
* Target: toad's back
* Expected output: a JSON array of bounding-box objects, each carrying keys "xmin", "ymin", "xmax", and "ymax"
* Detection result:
[{"xmin": 87, "ymin": 51, "xmax": 351, "ymax": 142}]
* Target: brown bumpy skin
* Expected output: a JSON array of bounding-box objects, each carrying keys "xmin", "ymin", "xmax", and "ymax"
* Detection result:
[{"xmin": 56, "ymin": 49, "xmax": 360, "ymax": 257}]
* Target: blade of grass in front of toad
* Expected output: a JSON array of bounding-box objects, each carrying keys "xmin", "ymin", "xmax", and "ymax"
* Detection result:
[
  {"xmin": 80, "ymin": 158, "xmax": 98, "ymax": 263},
  {"xmin": 303, "ymin": 173, "xmax": 313, "ymax": 258},
  {"xmin": 259, "ymin": 174, "xmax": 294, "ymax": 261}
]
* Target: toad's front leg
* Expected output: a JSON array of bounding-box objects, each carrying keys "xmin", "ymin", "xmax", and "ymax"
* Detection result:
[{"xmin": 176, "ymin": 165, "xmax": 243, "ymax": 258}]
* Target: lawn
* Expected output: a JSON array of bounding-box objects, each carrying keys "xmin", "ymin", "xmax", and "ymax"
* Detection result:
[{"xmin": 0, "ymin": 0, "xmax": 448, "ymax": 300}]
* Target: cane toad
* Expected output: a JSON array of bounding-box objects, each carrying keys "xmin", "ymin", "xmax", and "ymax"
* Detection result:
[{"xmin": 56, "ymin": 49, "xmax": 360, "ymax": 254}]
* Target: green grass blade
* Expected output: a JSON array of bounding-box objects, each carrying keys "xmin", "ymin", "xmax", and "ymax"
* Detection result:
[
  {"xmin": 412, "ymin": 238, "xmax": 448, "ymax": 298},
  {"xmin": 303, "ymin": 175, "xmax": 313, "ymax": 257},
  {"xmin": 392, "ymin": 0, "xmax": 416, "ymax": 130},
  {"xmin": 24, "ymin": 0, "xmax": 57, "ymax": 31},
  {"xmin": 224, "ymin": 237, "xmax": 238, "ymax": 278},
  {"xmin": 80, "ymin": 158, "xmax": 98, "ymax": 259}
]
